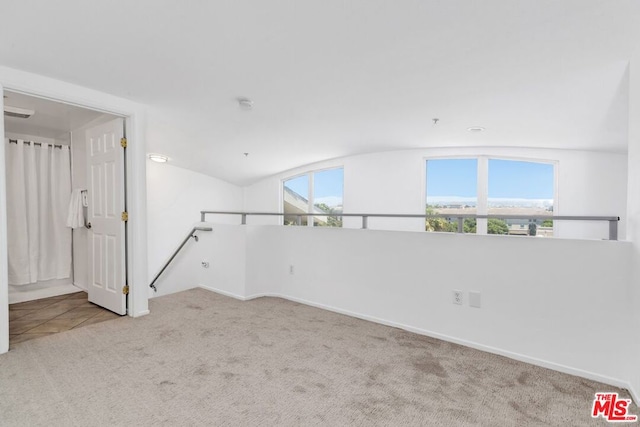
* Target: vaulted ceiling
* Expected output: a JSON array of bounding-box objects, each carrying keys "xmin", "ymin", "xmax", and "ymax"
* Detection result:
[{"xmin": 1, "ymin": 1, "xmax": 638, "ymax": 184}]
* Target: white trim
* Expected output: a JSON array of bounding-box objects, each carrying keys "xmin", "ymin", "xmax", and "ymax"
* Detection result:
[
  {"xmin": 198, "ymin": 284, "xmax": 253, "ymax": 301},
  {"xmin": 553, "ymin": 160, "xmax": 560, "ymax": 237},
  {"xmin": 307, "ymin": 171, "xmax": 314, "ymax": 227},
  {"xmin": 198, "ymin": 285, "xmax": 635, "ymax": 400},
  {"xmin": 477, "ymin": 156, "xmax": 488, "ymax": 234},
  {"xmin": 0, "ymin": 84, "xmax": 8, "ymax": 354},
  {"xmin": 629, "ymin": 383, "xmax": 640, "ymax": 407}
]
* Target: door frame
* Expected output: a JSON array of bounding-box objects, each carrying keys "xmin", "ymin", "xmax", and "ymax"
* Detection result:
[{"xmin": 0, "ymin": 66, "xmax": 149, "ymax": 354}]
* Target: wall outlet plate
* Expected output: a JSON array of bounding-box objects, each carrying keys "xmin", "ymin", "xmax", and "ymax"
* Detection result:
[{"xmin": 452, "ymin": 290, "xmax": 463, "ymax": 305}]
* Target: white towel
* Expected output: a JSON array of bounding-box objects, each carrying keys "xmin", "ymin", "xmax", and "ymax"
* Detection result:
[{"xmin": 66, "ymin": 189, "xmax": 85, "ymax": 229}]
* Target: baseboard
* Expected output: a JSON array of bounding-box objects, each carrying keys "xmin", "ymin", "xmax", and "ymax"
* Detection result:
[
  {"xmin": 198, "ymin": 286, "xmax": 633, "ymax": 395},
  {"xmin": 131, "ymin": 309, "xmax": 150, "ymax": 318},
  {"xmin": 72, "ymin": 282, "xmax": 88, "ymax": 291},
  {"xmin": 198, "ymin": 285, "xmax": 279, "ymax": 302},
  {"xmin": 628, "ymin": 382, "xmax": 640, "ymax": 406},
  {"xmin": 244, "ymin": 292, "xmax": 280, "ymax": 301},
  {"xmin": 198, "ymin": 284, "xmax": 251, "ymax": 301}
]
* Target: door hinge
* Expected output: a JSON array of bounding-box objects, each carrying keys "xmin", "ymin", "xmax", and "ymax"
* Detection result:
[
  {"xmin": 120, "ymin": 137, "xmax": 127, "ymax": 148},
  {"xmin": 122, "ymin": 285, "xmax": 129, "ymax": 295},
  {"xmin": 121, "ymin": 211, "xmax": 129, "ymax": 222}
]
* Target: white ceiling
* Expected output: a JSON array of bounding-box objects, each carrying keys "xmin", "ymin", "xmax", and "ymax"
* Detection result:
[
  {"xmin": 3, "ymin": 91, "xmax": 106, "ymax": 142},
  {"xmin": 1, "ymin": 1, "xmax": 638, "ymax": 185}
]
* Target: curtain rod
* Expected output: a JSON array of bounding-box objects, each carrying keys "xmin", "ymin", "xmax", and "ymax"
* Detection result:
[{"xmin": 7, "ymin": 139, "xmax": 66, "ymax": 149}]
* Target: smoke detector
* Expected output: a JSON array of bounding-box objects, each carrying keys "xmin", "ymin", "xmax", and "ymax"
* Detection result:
[{"xmin": 4, "ymin": 105, "xmax": 35, "ymax": 119}]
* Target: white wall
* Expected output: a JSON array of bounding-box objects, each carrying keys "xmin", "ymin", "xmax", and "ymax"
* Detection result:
[
  {"xmin": 153, "ymin": 224, "xmax": 247, "ymax": 299},
  {"xmin": 146, "ymin": 161, "xmax": 244, "ymax": 297},
  {"xmin": 0, "ymin": 87, "xmax": 8, "ymax": 354},
  {"xmin": 245, "ymin": 147, "xmax": 628, "ymax": 240}
]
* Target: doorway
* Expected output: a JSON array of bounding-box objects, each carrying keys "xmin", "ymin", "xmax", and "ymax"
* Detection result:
[
  {"xmin": 0, "ymin": 74, "xmax": 149, "ymax": 356},
  {"xmin": 3, "ymin": 90, "xmax": 127, "ymax": 345}
]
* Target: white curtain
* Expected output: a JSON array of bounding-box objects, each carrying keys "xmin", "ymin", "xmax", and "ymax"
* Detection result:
[{"xmin": 5, "ymin": 139, "xmax": 72, "ymax": 285}]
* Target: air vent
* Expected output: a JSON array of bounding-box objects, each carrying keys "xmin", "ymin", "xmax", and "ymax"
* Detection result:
[{"xmin": 4, "ymin": 105, "xmax": 35, "ymax": 119}]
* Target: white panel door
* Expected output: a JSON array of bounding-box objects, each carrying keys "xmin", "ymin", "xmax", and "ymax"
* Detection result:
[{"xmin": 86, "ymin": 118, "xmax": 126, "ymax": 315}]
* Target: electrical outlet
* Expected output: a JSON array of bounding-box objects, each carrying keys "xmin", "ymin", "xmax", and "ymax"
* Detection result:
[
  {"xmin": 201, "ymin": 261, "xmax": 210, "ymax": 268},
  {"xmin": 452, "ymin": 290, "xmax": 463, "ymax": 305},
  {"xmin": 289, "ymin": 265, "xmax": 295, "ymax": 275}
]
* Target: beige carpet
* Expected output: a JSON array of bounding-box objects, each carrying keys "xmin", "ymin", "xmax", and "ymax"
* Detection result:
[{"xmin": 0, "ymin": 288, "xmax": 635, "ymax": 426}]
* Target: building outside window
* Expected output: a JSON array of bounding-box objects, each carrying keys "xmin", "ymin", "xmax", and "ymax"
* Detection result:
[{"xmin": 283, "ymin": 168, "xmax": 343, "ymax": 227}]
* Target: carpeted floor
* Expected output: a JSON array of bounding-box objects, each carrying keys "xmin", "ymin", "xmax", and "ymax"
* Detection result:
[{"xmin": 0, "ymin": 288, "xmax": 635, "ymax": 426}]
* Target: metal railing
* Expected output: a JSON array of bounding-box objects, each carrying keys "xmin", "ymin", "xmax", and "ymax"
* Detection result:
[
  {"xmin": 149, "ymin": 226, "xmax": 213, "ymax": 292},
  {"xmin": 200, "ymin": 211, "xmax": 620, "ymax": 241}
]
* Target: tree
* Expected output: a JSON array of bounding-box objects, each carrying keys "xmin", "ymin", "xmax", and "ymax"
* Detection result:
[
  {"xmin": 487, "ymin": 218, "xmax": 509, "ymax": 235},
  {"xmin": 456, "ymin": 217, "xmax": 508, "ymax": 234},
  {"xmin": 542, "ymin": 219, "xmax": 553, "ymax": 227},
  {"xmin": 463, "ymin": 218, "xmax": 476, "ymax": 233},
  {"xmin": 425, "ymin": 207, "xmax": 457, "ymax": 232},
  {"xmin": 426, "ymin": 207, "xmax": 508, "ymax": 234},
  {"xmin": 425, "ymin": 207, "xmax": 476, "ymax": 233},
  {"xmin": 314, "ymin": 203, "xmax": 342, "ymax": 227}
]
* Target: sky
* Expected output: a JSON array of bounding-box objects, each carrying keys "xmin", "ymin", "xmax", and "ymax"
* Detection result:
[
  {"xmin": 284, "ymin": 168, "xmax": 344, "ymax": 205},
  {"xmin": 284, "ymin": 159, "xmax": 554, "ymax": 207},
  {"xmin": 427, "ymin": 158, "xmax": 554, "ymax": 200}
]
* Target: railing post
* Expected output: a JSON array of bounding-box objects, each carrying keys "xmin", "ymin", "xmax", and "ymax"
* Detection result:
[
  {"xmin": 241, "ymin": 214, "xmax": 247, "ymax": 225},
  {"xmin": 362, "ymin": 215, "xmax": 368, "ymax": 229},
  {"xmin": 609, "ymin": 219, "xmax": 618, "ymax": 241},
  {"xmin": 457, "ymin": 217, "xmax": 464, "ymax": 233},
  {"xmin": 200, "ymin": 211, "xmax": 205, "ymax": 222}
]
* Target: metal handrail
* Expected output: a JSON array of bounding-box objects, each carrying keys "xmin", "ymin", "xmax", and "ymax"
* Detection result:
[
  {"xmin": 200, "ymin": 211, "xmax": 620, "ymax": 240},
  {"xmin": 149, "ymin": 226, "xmax": 213, "ymax": 292}
]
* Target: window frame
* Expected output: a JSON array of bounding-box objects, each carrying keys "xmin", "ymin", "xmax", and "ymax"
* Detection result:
[
  {"xmin": 423, "ymin": 155, "xmax": 558, "ymax": 236},
  {"xmin": 281, "ymin": 166, "xmax": 344, "ymax": 227}
]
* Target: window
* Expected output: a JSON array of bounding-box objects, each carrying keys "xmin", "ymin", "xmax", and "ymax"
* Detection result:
[
  {"xmin": 488, "ymin": 159, "xmax": 554, "ymax": 236},
  {"xmin": 426, "ymin": 158, "xmax": 555, "ymax": 236},
  {"xmin": 283, "ymin": 168, "xmax": 343, "ymax": 227},
  {"xmin": 283, "ymin": 174, "xmax": 309, "ymax": 226},
  {"xmin": 425, "ymin": 159, "xmax": 477, "ymax": 233}
]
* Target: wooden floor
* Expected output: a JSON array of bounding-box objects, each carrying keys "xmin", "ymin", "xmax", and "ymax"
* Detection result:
[{"xmin": 9, "ymin": 291, "xmax": 120, "ymax": 347}]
